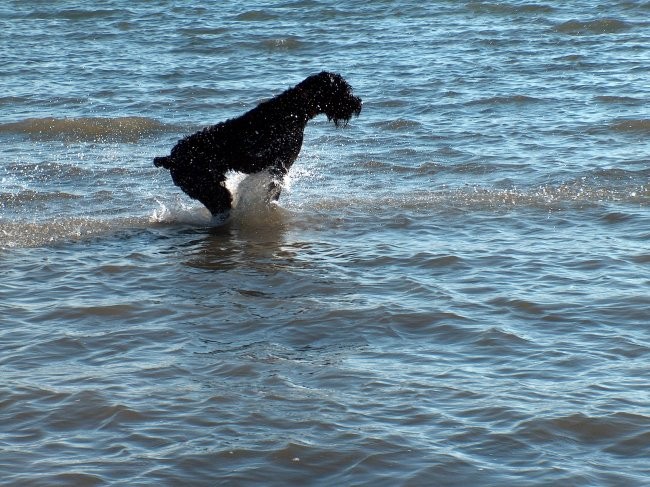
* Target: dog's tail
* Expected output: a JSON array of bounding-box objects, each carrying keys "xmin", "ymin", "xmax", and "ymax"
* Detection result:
[{"xmin": 154, "ymin": 156, "xmax": 174, "ymax": 169}]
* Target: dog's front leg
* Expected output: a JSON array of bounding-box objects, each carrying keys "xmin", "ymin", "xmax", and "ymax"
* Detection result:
[{"xmin": 266, "ymin": 162, "xmax": 291, "ymax": 203}]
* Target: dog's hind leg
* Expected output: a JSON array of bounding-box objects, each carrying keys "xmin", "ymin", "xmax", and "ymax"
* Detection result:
[
  {"xmin": 200, "ymin": 182, "xmax": 233, "ymax": 216},
  {"xmin": 169, "ymin": 167, "xmax": 233, "ymax": 216}
]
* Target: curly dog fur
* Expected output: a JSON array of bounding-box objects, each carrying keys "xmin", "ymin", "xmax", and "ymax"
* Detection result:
[{"xmin": 154, "ymin": 71, "xmax": 362, "ymax": 215}]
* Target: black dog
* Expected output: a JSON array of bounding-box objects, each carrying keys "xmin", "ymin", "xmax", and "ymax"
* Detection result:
[{"xmin": 154, "ymin": 71, "xmax": 362, "ymax": 215}]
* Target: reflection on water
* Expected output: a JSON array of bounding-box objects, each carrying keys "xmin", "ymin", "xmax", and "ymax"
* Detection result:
[{"xmin": 183, "ymin": 207, "xmax": 294, "ymax": 272}]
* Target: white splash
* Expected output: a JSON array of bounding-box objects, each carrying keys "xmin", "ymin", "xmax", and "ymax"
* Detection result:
[{"xmin": 225, "ymin": 169, "xmax": 282, "ymax": 212}]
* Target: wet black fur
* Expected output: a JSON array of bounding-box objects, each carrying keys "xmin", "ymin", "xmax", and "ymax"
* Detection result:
[{"xmin": 154, "ymin": 71, "xmax": 362, "ymax": 215}]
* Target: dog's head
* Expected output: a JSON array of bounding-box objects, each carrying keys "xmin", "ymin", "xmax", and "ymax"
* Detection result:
[{"xmin": 299, "ymin": 71, "xmax": 362, "ymax": 126}]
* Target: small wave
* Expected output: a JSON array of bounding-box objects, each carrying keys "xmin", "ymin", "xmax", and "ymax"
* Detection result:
[
  {"xmin": 555, "ymin": 54, "xmax": 585, "ymax": 63},
  {"xmin": 1, "ymin": 190, "xmax": 81, "ymax": 206},
  {"xmin": 517, "ymin": 412, "xmax": 649, "ymax": 445},
  {"xmin": 553, "ymin": 18, "xmax": 632, "ymax": 35},
  {"xmin": 0, "ymin": 116, "xmax": 174, "ymax": 142},
  {"xmin": 466, "ymin": 95, "xmax": 541, "ymax": 106},
  {"xmin": 0, "ymin": 96, "xmax": 30, "ymax": 106},
  {"xmin": 179, "ymin": 26, "xmax": 229, "ymax": 37},
  {"xmin": 4, "ymin": 161, "xmax": 92, "ymax": 181},
  {"xmin": 374, "ymin": 99, "xmax": 409, "ymax": 109},
  {"xmin": 233, "ymin": 10, "xmax": 278, "ymax": 21},
  {"xmin": 609, "ymin": 119, "xmax": 650, "ymax": 134},
  {"xmin": 600, "ymin": 211, "xmax": 634, "ymax": 224},
  {"xmin": 594, "ymin": 95, "xmax": 642, "ymax": 105},
  {"xmin": 25, "ymin": 8, "xmax": 125, "ymax": 20},
  {"xmin": 468, "ymin": 2, "xmax": 554, "ymax": 15},
  {"xmin": 371, "ymin": 119, "xmax": 422, "ymax": 131}
]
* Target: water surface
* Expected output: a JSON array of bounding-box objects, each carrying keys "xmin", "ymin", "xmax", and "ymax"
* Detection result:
[{"xmin": 1, "ymin": 1, "xmax": 649, "ymax": 485}]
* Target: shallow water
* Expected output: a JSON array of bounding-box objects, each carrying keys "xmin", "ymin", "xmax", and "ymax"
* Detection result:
[{"xmin": 1, "ymin": 1, "xmax": 649, "ymax": 485}]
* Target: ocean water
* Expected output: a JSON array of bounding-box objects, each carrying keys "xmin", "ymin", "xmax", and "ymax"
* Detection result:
[{"xmin": 1, "ymin": 1, "xmax": 649, "ymax": 485}]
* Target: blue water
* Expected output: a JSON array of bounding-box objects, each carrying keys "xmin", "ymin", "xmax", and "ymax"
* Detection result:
[{"xmin": 1, "ymin": 2, "xmax": 649, "ymax": 485}]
